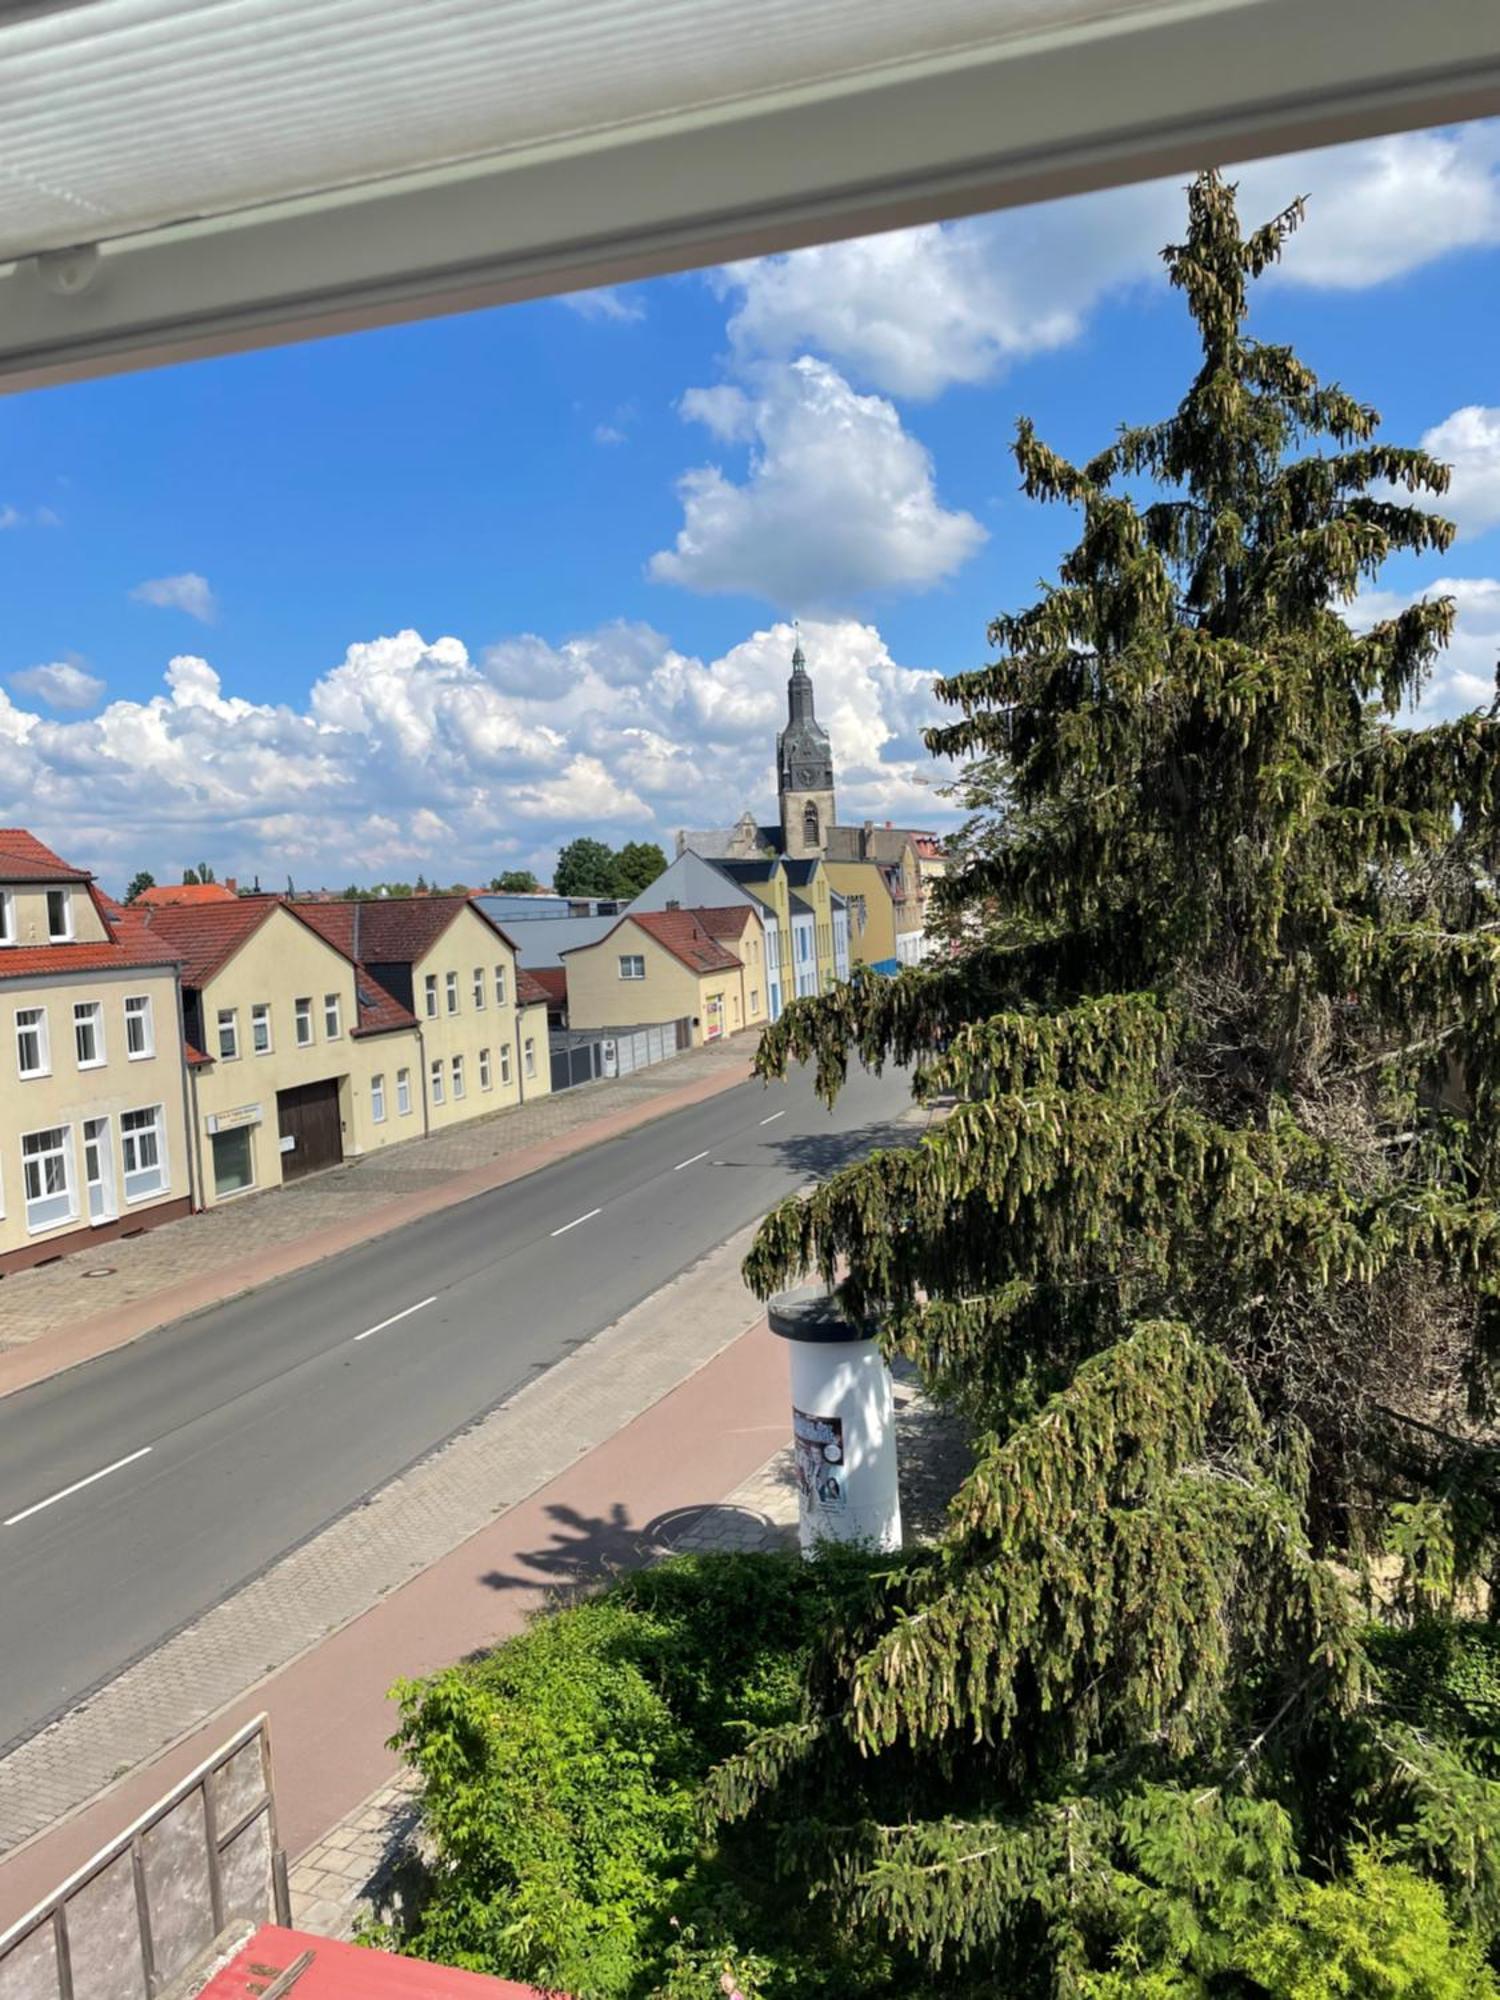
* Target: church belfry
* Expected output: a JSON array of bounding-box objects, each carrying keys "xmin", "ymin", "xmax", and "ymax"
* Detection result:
[{"xmin": 777, "ymin": 632, "xmax": 835, "ymax": 857}]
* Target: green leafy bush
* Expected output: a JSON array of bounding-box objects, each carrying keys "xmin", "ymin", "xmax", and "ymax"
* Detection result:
[{"xmin": 382, "ymin": 1550, "xmax": 892, "ymax": 1999}]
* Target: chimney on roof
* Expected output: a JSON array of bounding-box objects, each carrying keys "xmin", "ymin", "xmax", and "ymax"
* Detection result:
[{"xmin": 225, "ymin": 877, "xmax": 237, "ymax": 895}]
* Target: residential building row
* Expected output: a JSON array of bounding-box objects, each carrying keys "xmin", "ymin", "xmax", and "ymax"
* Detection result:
[{"xmin": 0, "ymin": 833, "xmax": 553, "ymax": 1276}]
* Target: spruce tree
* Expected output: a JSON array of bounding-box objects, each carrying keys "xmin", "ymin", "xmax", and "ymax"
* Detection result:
[{"xmin": 723, "ymin": 173, "xmax": 1500, "ymax": 1992}]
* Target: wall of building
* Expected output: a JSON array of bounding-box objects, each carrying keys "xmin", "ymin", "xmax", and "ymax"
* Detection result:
[
  {"xmin": 186, "ymin": 909, "xmax": 389, "ymax": 1204},
  {"xmin": 0, "ymin": 962, "xmax": 191, "ymax": 1270},
  {"xmin": 564, "ymin": 923, "xmax": 726, "ymax": 1044},
  {"xmin": 822, "ymin": 860, "xmax": 898, "ymax": 969},
  {"xmin": 407, "ymin": 905, "xmax": 547, "ymax": 1127}
]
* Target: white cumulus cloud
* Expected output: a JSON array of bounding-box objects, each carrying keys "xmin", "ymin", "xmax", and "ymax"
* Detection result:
[
  {"xmin": 9, "ymin": 659, "xmax": 105, "ymax": 710},
  {"xmin": 716, "ymin": 123, "xmax": 1500, "ymax": 399},
  {"xmin": 1414, "ymin": 407, "xmax": 1500, "ymax": 540},
  {"xmin": 1355, "ymin": 576, "xmax": 1500, "ymax": 719},
  {"xmin": 0, "ymin": 619, "xmax": 950, "ymax": 888},
  {"xmin": 649, "ymin": 357, "xmax": 984, "ymax": 606},
  {"xmin": 130, "ymin": 572, "xmax": 218, "ymax": 622}
]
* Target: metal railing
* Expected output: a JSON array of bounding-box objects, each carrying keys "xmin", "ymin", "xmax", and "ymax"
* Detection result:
[{"xmin": 0, "ymin": 1715, "xmax": 290, "ymax": 2000}]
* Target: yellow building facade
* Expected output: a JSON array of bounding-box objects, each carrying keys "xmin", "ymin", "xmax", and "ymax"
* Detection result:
[
  {"xmin": 0, "ymin": 835, "xmax": 193, "ymax": 1271},
  {"xmin": 562, "ymin": 911, "xmax": 749, "ymax": 1044}
]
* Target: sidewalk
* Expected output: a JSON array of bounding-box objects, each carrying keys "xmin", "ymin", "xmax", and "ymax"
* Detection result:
[
  {"xmin": 0, "ymin": 1219, "xmax": 784, "ymax": 1921},
  {"xmin": 289, "ymin": 1373, "xmax": 969, "ymax": 1941},
  {"xmin": 0, "ymin": 1034, "xmax": 756, "ymax": 1398}
]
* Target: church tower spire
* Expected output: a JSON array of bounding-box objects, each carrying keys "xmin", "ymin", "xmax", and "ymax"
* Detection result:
[{"xmin": 777, "ymin": 627, "xmax": 835, "ymax": 857}]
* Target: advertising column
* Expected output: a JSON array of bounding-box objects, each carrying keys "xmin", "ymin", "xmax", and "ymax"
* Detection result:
[{"xmin": 768, "ymin": 1285, "xmax": 902, "ymax": 1555}]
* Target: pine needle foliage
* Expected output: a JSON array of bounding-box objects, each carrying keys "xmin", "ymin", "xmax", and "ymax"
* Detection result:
[{"xmin": 733, "ymin": 172, "xmax": 1500, "ymax": 1989}]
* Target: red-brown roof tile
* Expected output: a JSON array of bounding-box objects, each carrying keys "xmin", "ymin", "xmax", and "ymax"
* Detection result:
[
  {"xmin": 133, "ymin": 881, "xmax": 239, "ymax": 907},
  {"xmin": 137, "ymin": 897, "xmax": 287, "ymax": 985},
  {"xmin": 524, "ymin": 967, "xmax": 567, "ymax": 1007},
  {"xmin": 695, "ymin": 904, "xmax": 758, "ymax": 941},
  {"xmin": 0, "ymin": 829, "xmax": 91, "ymax": 881},
  {"xmin": 615, "ymin": 910, "xmax": 742, "ymax": 974},
  {"xmin": 0, "ymin": 938, "xmax": 180, "ymax": 980},
  {"xmin": 351, "ymin": 973, "xmax": 418, "ymax": 1037},
  {"xmin": 516, "ymin": 967, "xmax": 553, "ymax": 1008},
  {"xmin": 298, "ymin": 894, "xmax": 516, "ymax": 965}
]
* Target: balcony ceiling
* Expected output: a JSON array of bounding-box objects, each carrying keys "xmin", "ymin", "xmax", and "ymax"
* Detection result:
[{"xmin": 1, "ymin": 0, "xmax": 1498, "ymax": 389}]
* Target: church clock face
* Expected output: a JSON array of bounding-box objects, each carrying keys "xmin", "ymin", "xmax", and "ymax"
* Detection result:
[{"xmin": 795, "ymin": 765, "xmax": 823, "ymax": 787}]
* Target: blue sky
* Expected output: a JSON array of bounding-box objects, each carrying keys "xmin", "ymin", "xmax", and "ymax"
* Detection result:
[{"xmin": 2, "ymin": 121, "xmax": 1498, "ymax": 893}]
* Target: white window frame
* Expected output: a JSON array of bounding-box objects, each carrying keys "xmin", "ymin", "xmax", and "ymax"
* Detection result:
[
  {"xmin": 16, "ymin": 1005, "xmax": 49, "ymax": 1078},
  {"xmin": 479, "ymin": 1047, "xmax": 492, "ymax": 1091},
  {"xmin": 524, "ymin": 1037, "xmax": 536, "ymax": 1080},
  {"xmin": 45, "ymin": 887, "xmax": 73, "ymax": 942},
  {"xmin": 251, "ymin": 1002, "xmax": 272, "ymax": 1054},
  {"xmin": 120, "ymin": 1104, "xmax": 168, "ymax": 1203},
  {"xmin": 423, "ymin": 973, "xmax": 438, "ymax": 1018},
  {"xmin": 217, "ymin": 1006, "xmax": 239, "ymax": 1061},
  {"xmin": 371, "ymin": 1073, "xmax": 387, "ymax": 1123},
  {"xmin": 494, "ymin": 964, "xmax": 507, "ymax": 1006},
  {"xmin": 74, "ymin": 999, "xmax": 105, "ymax": 1069},
  {"xmin": 430, "ymin": 1057, "xmax": 445, "ymax": 1106},
  {"xmin": 472, "ymin": 966, "xmax": 486, "ymax": 1009},
  {"xmin": 452, "ymin": 1053, "xmax": 465, "ymax": 1099},
  {"xmin": 499, "ymin": 1043, "xmax": 512, "ymax": 1085},
  {"xmin": 294, "ymin": 996, "xmax": 314, "ymax": 1046},
  {"xmin": 396, "ymin": 1067, "xmax": 412, "ymax": 1116},
  {"xmin": 619, "ymin": 954, "xmax": 645, "ymax": 980},
  {"xmin": 445, "ymin": 970, "xmax": 459, "ymax": 1015},
  {"xmin": 323, "ymin": 992, "xmax": 342, "ymax": 1040},
  {"xmin": 125, "ymin": 993, "xmax": 154, "ymax": 1059},
  {"xmin": 0, "ymin": 888, "xmax": 14, "ymax": 946},
  {"xmin": 83, "ymin": 1114, "xmax": 117, "ymax": 1224},
  {"xmin": 22, "ymin": 1123, "xmax": 76, "ymax": 1233}
]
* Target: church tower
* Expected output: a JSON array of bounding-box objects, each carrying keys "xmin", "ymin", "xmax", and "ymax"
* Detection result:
[{"xmin": 777, "ymin": 633, "xmax": 835, "ymax": 857}]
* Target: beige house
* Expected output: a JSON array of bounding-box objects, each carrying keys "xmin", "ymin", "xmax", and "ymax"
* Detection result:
[
  {"xmin": 142, "ymin": 893, "xmax": 551, "ymax": 1206},
  {"xmin": 297, "ymin": 896, "xmax": 551, "ymax": 1138},
  {"xmin": 563, "ymin": 908, "xmax": 750, "ymax": 1045},
  {"xmin": 0, "ymin": 831, "xmax": 192, "ymax": 1273}
]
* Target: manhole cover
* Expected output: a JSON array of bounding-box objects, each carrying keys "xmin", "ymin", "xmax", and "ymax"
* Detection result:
[{"xmin": 82, "ymin": 1266, "xmax": 116, "ymax": 1278}]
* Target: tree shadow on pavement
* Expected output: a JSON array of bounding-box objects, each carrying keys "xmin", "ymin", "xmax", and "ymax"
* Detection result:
[
  {"xmin": 765, "ymin": 1115, "xmax": 920, "ymax": 1181},
  {"xmin": 474, "ymin": 1498, "xmax": 784, "ymax": 1608}
]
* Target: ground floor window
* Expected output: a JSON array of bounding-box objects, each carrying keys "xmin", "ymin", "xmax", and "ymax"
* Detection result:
[
  {"xmin": 371, "ymin": 1073, "xmax": 386, "ymax": 1123},
  {"xmin": 430, "ymin": 1059, "xmax": 445, "ymax": 1106},
  {"xmin": 479, "ymin": 1048, "xmax": 492, "ymax": 1091},
  {"xmin": 121, "ymin": 1105, "xmax": 167, "ymax": 1201},
  {"xmin": 500, "ymin": 1043, "xmax": 512, "ymax": 1085},
  {"xmin": 523, "ymin": 1038, "xmax": 536, "ymax": 1079},
  {"xmin": 211, "ymin": 1125, "xmax": 254, "ymax": 1198},
  {"xmin": 22, "ymin": 1125, "xmax": 74, "ymax": 1232},
  {"xmin": 396, "ymin": 1068, "xmax": 412, "ymax": 1115},
  {"xmin": 452, "ymin": 1054, "xmax": 466, "ymax": 1099}
]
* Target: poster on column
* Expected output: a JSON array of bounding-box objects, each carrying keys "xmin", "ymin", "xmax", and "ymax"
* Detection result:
[{"xmin": 793, "ymin": 1407, "xmax": 846, "ymax": 1513}]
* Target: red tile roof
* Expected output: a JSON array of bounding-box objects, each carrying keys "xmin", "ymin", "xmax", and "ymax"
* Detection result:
[
  {"xmin": 137, "ymin": 897, "xmax": 285, "ymax": 985},
  {"xmin": 516, "ymin": 967, "xmax": 553, "ymax": 1008},
  {"xmin": 133, "ymin": 881, "xmax": 239, "ymax": 907},
  {"xmin": 351, "ymin": 974, "xmax": 418, "ymax": 1038},
  {"xmin": 616, "ymin": 910, "xmax": 742, "ymax": 974},
  {"xmin": 524, "ymin": 967, "xmax": 567, "ymax": 1007},
  {"xmin": 197, "ymin": 1925, "xmax": 542, "ymax": 1997},
  {"xmin": 0, "ymin": 829, "xmax": 91, "ymax": 881},
  {"xmin": 0, "ymin": 938, "xmax": 180, "ymax": 981},
  {"xmin": 695, "ymin": 904, "xmax": 758, "ymax": 941},
  {"xmin": 299, "ymin": 894, "xmax": 514, "ymax": 966}
]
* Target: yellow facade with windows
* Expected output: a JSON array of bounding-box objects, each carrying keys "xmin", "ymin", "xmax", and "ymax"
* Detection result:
[
  {"xmin": 821, "ymin": 859, "xmax": 899, "ymax": 969},
  {"xmin": 563, "ymin": 920, "xmax": 741, "ymax": 1046},
  {"xmin": 400, "ymin": 903, "xmax": 550, "ymax": 1131},
  {"xmin": 0, "ymin": 872, "xmax": 191, "ymax": 1272}
]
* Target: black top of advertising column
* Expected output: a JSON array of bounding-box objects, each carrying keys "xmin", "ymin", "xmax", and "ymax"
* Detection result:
[{"xmin": 767, "ymin": 1284, "xmax": 878, "ymax": 1345}]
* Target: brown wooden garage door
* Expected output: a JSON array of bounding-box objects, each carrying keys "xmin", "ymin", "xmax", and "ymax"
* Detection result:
[{"xmin": 276, "ymin": 1079, "xmax": 343, "ymax": 1181}]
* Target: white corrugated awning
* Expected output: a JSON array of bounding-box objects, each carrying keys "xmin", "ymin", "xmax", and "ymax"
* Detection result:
[{"xmin": 1, "ymin": 0, "xmax": 1498, "ymax": 391}]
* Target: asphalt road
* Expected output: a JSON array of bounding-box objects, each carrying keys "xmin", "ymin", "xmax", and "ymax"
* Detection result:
[{"xmin": 0, "ymin": 1058, "xmax": 914, "ymax": 1751}]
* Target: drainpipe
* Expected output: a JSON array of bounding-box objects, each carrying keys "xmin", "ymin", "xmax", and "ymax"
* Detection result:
[
  {"xmin": 416, "ymin": 1019, "xmax": 431, "ymax": 1137},
  {"xmin": 514, "ymin": 994, "xmax": 526, "ymax": 1106},
  {"xmin": 173, "ymin": 970, "xmax": 204, "ymax": 1212}
]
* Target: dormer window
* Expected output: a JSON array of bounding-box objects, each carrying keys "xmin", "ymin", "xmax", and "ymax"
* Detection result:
[{"xmin": 46, "ymin": 888, "xmax": 72, "ymax": 941}]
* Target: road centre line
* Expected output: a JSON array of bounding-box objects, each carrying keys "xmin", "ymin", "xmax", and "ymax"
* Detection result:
[
  {"xmin": 5, "ymin": 1446, "xmax": 154, "ymax": 1528},
  {"xmin": 674, "ymin": 1150, "xmax": 710, "ymax": 1171},
  {"xmin": 353, "ymin": 1296, "xmax": 437, "ymax": 1344},
  {"xmin": 759, "ymin": 1110, "xmax": 786, "ymax": 1125},
  {"xmin": 551, "ymin": 1207, "xmax": 602, "ymax": 1237}
]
